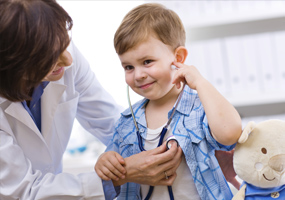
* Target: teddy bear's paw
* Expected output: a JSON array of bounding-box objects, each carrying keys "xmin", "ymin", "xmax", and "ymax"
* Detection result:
[
  {"xmin": 238, "ymin": 121, "xmax": 256, "ymax": 143},
  {"xmin": 232, "ymin": 184, "xmax": 246, "ymax": 200}
]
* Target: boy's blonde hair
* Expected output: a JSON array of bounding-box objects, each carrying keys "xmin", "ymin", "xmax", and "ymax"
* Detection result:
[{"xmin": 114, "ymin": 3, "xmax": 186, "ymax": 55}]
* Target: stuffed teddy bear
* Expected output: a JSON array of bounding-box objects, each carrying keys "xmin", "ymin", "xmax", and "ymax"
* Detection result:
[{"xmin": 232, "ymin": 119, "xmax": 285, "ymax": 200}]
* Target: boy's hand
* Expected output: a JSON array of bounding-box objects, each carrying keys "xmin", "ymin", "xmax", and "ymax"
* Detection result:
[
  {"xmin": 95, "ymin": 151, "xmax": 126, "ymax": 181},
  {"xmin": 172, "ymin": 61, "xmax": 206, "ymax": 90}
]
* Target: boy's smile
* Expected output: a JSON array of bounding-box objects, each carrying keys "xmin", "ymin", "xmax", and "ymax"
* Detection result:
[{"xmin": 119, "ymin": 36, "xmax": 180, "ymax": 102}]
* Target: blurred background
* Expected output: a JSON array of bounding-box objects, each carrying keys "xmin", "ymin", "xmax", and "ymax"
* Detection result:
[{"xmin": 58, "ymin": 0, "xmax": 285, "ymax": 192}]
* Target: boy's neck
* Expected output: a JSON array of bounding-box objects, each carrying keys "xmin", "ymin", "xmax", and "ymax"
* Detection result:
[{"xmin": 145, "ymin": 85, "xmax": 183, "ymax": 129}]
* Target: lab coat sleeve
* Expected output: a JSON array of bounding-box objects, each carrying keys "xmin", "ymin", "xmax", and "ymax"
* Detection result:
[
  {"xmin": 0, "ymin": 130, "xmax": 104, "ymax": 200},
  {"xmin": 69, "ymin": 42, "xmax": 123, "ymax": 146}
]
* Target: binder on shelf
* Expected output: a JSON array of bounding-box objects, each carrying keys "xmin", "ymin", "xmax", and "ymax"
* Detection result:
[
  {"xmin": 186, "ymin": 41, "xmax": 209, "ymax": 81},
  {"xmin": 160, "ymin": 1, "xmax": 194, "ymax": 28},
  {"xmin": 217, "ymin": 1, "xmax": 235, "ymax": 14},
  {"xmin": 224, "ymin": 36, "xmax": 245, "ymax": 95},
  {"xmin": 272, "ymin": 31, "xmax": 285, "ymax": 90},
  {"xmin": 203, "ymin": 39, "xmax": 229, "ymax": 95},
  {"xmin": 236, "ymin": 1, "xmax": 254, "ymax": 12},
  {"xmin": 240, "ymin": 34, "xmax": 262, "ymax": 94},
  {"xmin": 255, "ymin": 32, "xmax": 278, "ymax": 92},
  {"xmin": 200, "ymin": 0, "xmax": 218, "ymax": 15}
]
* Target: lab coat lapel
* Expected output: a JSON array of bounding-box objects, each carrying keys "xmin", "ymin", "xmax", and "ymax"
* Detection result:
[
  {"xmin": 41, "ymin": 82, "xmax": 66, "ymax": 140},
  {"xmin": 5, "ymin": 102, "xmax": 42, "ymax": 137}
]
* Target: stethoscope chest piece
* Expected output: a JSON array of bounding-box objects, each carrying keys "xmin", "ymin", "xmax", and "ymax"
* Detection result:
[{"xmin": 166, "ymin": 135, "xmax": 179, "ymax": 150}]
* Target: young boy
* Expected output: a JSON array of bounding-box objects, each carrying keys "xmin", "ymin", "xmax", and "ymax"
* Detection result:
[{"xmin": 95, "ymin": 3, "xmax": 242, "ymax": 200}]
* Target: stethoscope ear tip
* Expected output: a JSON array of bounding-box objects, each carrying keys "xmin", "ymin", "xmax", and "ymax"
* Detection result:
[{"xmin": 171, "ymin": 65, "xmax": 177, "ymax": 70}]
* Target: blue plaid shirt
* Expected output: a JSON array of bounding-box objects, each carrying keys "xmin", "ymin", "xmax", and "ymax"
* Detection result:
[{"xmin": 104, "ymin": 85, "xmax": 235, "ymax": 200}]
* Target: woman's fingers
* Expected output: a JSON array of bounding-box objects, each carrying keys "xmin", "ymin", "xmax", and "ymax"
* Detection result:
[
  {"xmin": 158, "ymin": 145, "xmax": 183, "ymax": 176},
  {"xmin": 155, "ymin": 172, "xmax": 177, "ymax": 186}
]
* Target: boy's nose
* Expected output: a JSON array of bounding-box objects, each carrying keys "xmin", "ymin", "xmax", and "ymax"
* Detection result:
[{"xmin": 134, "ymin": 67, "xmax": 147, "ymax": 80}]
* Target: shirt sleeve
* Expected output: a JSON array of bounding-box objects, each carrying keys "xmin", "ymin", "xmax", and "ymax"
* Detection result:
[
  {"xmin": 102, "ymin": 180, "xmax": 121, "ymax": 200},
  {"xmin": 101, "ymin": 122, "xmax": 122, "ymax": 199}
]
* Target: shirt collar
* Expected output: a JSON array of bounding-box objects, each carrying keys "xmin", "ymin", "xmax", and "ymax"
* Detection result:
[{"xmin": 29, "ymin": 81, "xmax": 49, "ymax": 108}]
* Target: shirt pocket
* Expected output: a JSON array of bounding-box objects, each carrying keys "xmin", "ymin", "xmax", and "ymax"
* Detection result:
[
  {"xmin": 119, "ymin": 138, "xmax": 135, "ymax": 158},
  {"xmin": 116, "ymin": 122, "xmax": 138, "ymax": 158},
  {"xmin": 178, "ymin": 124, "xmax": 205, "ymax": 145},
  {"xmin": 56, "ymin": 94, "xmax": 79, "ymax": 114}
]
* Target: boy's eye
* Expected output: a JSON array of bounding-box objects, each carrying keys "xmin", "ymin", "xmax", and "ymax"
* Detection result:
[
  {"xmin": 124, "ymin": 65, "xmax": 134, "ymax": 70},
  {"xmin": 143, "ymin": 60, "xmax": 153, "ymax": 65}
]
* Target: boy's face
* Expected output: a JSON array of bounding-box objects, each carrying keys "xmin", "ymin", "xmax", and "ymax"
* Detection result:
[{"xmin": 119, "ymin": 36, "xmax": 176, "ymax": 101}]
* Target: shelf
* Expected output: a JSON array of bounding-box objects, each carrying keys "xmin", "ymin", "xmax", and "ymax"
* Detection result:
[
  {"xmin": 235, "ymin": 101, "xmax": 285, "ymax": 118},
  {"xmin": 186, "ymin": 15, "xmax": 285, "ymax": 42},
  {"xmin": 186, "ymin": 7, "xmax": 285, "ymax": 28},
  {"xmin": 225, "ymin": 92, "xmax": 285, "ymax": 118}
]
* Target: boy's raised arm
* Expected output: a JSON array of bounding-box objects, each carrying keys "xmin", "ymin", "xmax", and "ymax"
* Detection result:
[
  {"xmin": 194, "ymin": 76, "xmax": 242, "ymax": 145},
  {"xmin": 172, "ymin": 61, "xmax": 242, "ymax": 146}
]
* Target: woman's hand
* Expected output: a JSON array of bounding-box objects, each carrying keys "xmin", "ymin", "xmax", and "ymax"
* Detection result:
[
  {"xmin": 215, "ymin": 150, "xmax": 241, "ymax": 190},
  {"xmin": 112, "ymin": 142, "xmax": 182, "ymax": 186}
]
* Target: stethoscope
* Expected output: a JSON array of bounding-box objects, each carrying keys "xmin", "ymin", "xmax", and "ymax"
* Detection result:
[{"xmin": 127, "ymin": 82, "xmax": 185, "ymax": 200}]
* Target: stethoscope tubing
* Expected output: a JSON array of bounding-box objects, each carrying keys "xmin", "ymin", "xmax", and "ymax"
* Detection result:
[{"xmin": 127, "ymin": 83, "xmax": 185, "ymax": 200}]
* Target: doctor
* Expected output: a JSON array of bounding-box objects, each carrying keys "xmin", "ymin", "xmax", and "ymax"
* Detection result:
[{"xmin": 0, "ymin": 0, "xmax": 182, "ymax": 199}]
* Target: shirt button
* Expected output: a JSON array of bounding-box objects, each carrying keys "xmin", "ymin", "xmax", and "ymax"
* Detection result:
[
  {"xmin": 271, "ymin": 192, "xmax": 280, "ymax": 198},
  {"xmin": 119, "ymin": 138, "xmax": 123, "ymax": 143}
]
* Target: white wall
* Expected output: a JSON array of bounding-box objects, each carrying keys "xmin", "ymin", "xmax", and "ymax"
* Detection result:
[{"xmin": 58, "ymin": 1, "xmax": 144, "ymax": 108}]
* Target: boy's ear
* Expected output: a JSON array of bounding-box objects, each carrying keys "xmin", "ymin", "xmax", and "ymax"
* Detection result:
[{"xmin": 174, "ymin": 46, "xmax": 188, "ymax": 63}]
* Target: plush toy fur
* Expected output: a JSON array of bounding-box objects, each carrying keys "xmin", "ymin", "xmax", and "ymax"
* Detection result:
[{"xmin": 232, "ymin": 119, "xmax": 285, "ymax": 200}]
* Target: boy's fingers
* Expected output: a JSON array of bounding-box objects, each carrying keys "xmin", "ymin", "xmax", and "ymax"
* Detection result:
[
  {"xmin": 105, "ymin": 160, "xmax": 126, "ymax": 179},
  {"xmin": 115, "ymin": 153, "xmax": 126, "ymax": 166},
  {"xmin": 101, "ymin": 165, "xmax": 121, "ymax": 181},
  {"xmin": 110, "ymin": 154, "xmax": 126, "ymax": 175},
  {"xmin": 172, "ymin": 61, "xmax": 184, "ymax": 69},
  {"xmin": 97, "ymin": 170, "xmax": 111, "ymax": 181}
]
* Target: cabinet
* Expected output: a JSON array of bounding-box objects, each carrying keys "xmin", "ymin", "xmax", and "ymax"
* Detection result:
[{"xmin": 159, "ymin": 1, "xmax": 285, "ymax": 118}]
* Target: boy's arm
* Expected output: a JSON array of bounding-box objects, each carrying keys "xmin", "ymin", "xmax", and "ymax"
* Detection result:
[{"xmin": 172, "ymin": 62, "xmax": 242, "ymax": 145}]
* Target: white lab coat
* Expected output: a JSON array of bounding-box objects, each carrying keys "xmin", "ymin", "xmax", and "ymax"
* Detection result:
[{"xmin": 0, "ymin": 42, "xmax": 122, "ymax": 200}]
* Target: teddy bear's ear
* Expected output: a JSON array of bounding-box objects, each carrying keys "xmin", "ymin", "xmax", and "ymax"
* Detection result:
[{"xmin": 238, "ymin": 121, "xmax": 256, "ymax": 143}]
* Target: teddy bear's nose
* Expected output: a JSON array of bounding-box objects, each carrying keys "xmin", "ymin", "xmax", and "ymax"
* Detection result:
[{"xmin": 269, "ymin": 154, "xmax": 285, "ymax": 173}]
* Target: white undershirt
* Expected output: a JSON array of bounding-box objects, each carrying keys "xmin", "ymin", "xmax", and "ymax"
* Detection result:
[{"xmin": 140, "ymin": 125, "xmax": 201, "ymax": 200}]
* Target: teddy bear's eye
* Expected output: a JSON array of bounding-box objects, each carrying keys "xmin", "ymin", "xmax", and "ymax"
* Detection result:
[{"xmin": 261, "ymin": 148, "xmax": 267, "ymax": 154}]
